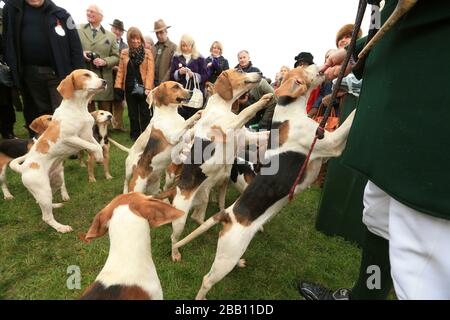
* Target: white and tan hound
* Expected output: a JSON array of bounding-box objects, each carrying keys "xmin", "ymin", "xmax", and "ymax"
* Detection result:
[
  {"xmin": 0, "ymin": 115, "xmax": 53, "ymax": 200},
  {"xmin": 109, "ymin": 81, "xmax": 200, "ymax": 195},
  {"xmin": 9, "ymin": 69, "xmax": 106, "ymax": 233},
  {"xmin": 169, "ymin": 69, "xmax": 273, "ymax": 262},
  {"xmin": 79, "ymin": 110, "xmax": 114, "ymax": 182},
  {"xmin": 174, "ymin": 65, "xmax": 357, "ymax": 299},
  {"xmin": 79, "ymin": 193, "xmax": 184, "ymax": 300}
]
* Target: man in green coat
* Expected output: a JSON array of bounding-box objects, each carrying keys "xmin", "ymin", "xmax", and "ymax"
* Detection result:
[
  {"xmin": 78, "ymin": 4, "xmax": 119, "ymax": 112},
  {"xmin": 300, "ymin": 0, "xmax": 450, "ymax": 300}
]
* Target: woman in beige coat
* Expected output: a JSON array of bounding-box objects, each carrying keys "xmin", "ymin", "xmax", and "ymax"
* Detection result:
[{"xmin": 115, "ymin": 27, "xmax": 154, "ymax": 141}]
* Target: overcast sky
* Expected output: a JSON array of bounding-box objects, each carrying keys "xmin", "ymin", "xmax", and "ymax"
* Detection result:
[{"xmin": 55, "ymin": 0, "xmax": 371, "ymax": 80}]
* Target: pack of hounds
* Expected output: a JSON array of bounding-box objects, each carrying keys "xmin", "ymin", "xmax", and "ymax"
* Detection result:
[{"xmin": 2, "ymin": 66, "xmax": 356, "ymax": 300}]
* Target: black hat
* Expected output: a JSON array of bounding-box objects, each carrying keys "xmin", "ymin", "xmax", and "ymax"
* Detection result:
[
  {"xmin": 110, "ymin": 19, "xmax": 126, "ymax": 32},
  {"xmin": 294, "ymin": 52, "xmax": 314, "ymax": 67}
]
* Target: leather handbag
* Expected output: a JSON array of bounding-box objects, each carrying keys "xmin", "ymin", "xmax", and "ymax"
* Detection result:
[
  {"xmin": 183, "ymin": 74, "xmax": 204, "ymax": 109},
  {"xmin": 129, "ymin": 60, "xmax": 146, "ymax": 98},
  {"xmin": 0, "ymin": 61, "xmax": 13, "ymax": 88},
  {"xmin": 131, "ymin": 81, "xmax": 145, "ymax": 97},
  {"xmin": 314, "ymin": 103, "xmax": 340, "ymax": 132}
]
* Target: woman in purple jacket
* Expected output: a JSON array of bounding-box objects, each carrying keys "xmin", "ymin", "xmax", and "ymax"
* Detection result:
[{"xmin": 170, "ymin": 34, "xmax": 207, "ymax": 119}]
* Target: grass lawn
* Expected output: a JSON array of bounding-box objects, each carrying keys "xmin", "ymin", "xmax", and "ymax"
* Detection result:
[{"xmin": 0, "ymin": 111, "xmax": 362, "ymax": 300}]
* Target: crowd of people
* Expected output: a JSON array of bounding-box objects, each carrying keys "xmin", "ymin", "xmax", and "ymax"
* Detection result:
[
  {"xmin": 0, "ymin": 0, "xmax": 332, "ymax": 140},
  {"xmin": 1, "ymin": 0, "xmax": 449, "ymax": 301}
]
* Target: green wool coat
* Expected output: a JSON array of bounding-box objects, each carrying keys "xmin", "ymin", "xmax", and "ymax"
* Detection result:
[
  {"xmin": 342, "ymin": 0, "xmax": 450, "ymax": 220},
  {"xmin": 77, "ymin": 24, "xmax": 119, "ymax": 101}
]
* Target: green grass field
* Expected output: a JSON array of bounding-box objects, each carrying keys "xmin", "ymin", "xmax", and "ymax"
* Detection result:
[{"xmin": 0, "ymin": 111, "xmax": 362, "ymax": 300}]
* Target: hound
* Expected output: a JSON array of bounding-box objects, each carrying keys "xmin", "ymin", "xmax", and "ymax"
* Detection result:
[
  {"xmin": 169, "ymin": 69, "xmax": 272, "ymax": 262},
  {"xmin": 79, "ymin": 193, "xmax": 184, "ymax": 300},
  {"xmin": 0, "ymin": 115, "xmax": 53, "ymax": 200},
  {"xmin": 109, "ymin": 81, "xmax": 201, "ymax": 195},
  {"xmin": 9, "ymin": 69, "xmax": 106, "ymax": 233},
  {"xmin": 79, "ymin": 110, "xmax": 113, "ymax": 182},
  {"xmin": 173, "ymin": 65, "xmax": 357, "ymax": 299}
]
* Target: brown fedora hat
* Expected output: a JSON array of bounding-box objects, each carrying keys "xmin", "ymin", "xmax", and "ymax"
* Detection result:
[
  {"xmin": 110, "ymin": 19, "xmax": 127, "ymax": 32},
  {"xmin": 152, "ymin": 19, "xmax": 171, "ymax": 32}
]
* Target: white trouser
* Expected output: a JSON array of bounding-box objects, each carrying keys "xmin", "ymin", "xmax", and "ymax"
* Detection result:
[{"xmin": 363, "ymin": 181, "xmax": 450, "ymax": 300}]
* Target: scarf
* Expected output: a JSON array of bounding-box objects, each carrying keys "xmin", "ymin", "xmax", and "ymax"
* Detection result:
[
  {"xmin": 129, "ymin": 45, "xmax": 145, "ymax": 66},
  {"xmin": 182, "ymin": 54, "xmax": 192, "ymax": 64}
]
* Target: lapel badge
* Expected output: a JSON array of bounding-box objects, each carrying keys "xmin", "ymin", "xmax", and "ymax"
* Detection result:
[{"xmin": 55, "ymin": 19, "xmax": 66, "ymax": 37}]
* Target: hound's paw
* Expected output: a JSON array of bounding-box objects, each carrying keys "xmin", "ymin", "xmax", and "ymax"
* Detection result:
[
  {"xmin": 56, "ymin": 225, "xmax": 73, "ymax": 233},
  {"xmin": 237, "ymin": 259, "xmax": 247, "ymax": 268},
  {"xmin": 4, "ymin": 194, "xmax": 14, "ymax": 201},
  {"xmin": 88, "ymin": 176, "xmax": 97, "ymax": 183},
  {"xmin": 62, "ymin": 193, "xmax": 71, "ymax": 202},
  {"xmin": 171, "ymin": 251, "xmax": 182, "ymax": 262},
  {"xmin": 105, "ymin": 174, "xmax": 113, "ymax": 180}
]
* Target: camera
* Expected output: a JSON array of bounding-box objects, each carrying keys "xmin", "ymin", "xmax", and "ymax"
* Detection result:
[
  {"xmin": 86, "ymin": 51, "xmax": 100, "ymax": 61},
  {"xmin": 86, "ymin": 52, "xmax": 102, "ymax": 70}
]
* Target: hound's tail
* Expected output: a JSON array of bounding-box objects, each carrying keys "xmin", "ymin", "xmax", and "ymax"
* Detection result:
[
  {"xmin": 173, "ymin": 211, "xmax": 228, "ymax": 249},
  {"xmin": 9, "ymin": 155, "xmax": 27, "ymax": 174},
  {"xmin": 109, "ymin": 138, "xmax": 131, "ymax": 153}
]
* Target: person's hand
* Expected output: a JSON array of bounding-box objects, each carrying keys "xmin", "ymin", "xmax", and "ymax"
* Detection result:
[
  {"xmin": 179, "ymin": 67, "xmax": 187, "ymax": 75},
  {"xmin": 322, "ymin": 94, "xmax": 332, "ymax": 107},
  {"xmin": 259, "ymin": 93, "xmax": 274, "ymax": 105},
  {"xmin": 145, "ymin": 89, "xmax": 151, "ymax": 96},
  {"xmin": 83, "ymin": 51, "xmax": 92, "ymax": 61},
  {"xmin": 187, "ymin": 70, "xmax": 194, "ymax": 78},
  {"xmin": 207, "ymin": 62, "xmax": 213, "ymax": 68},
  {"xmin": 93, "ymin": 58, "xmax": 107, "ymax": 68},
  {"xmin": 319, "ymin": 48, "xmax": 353, "ymax": 81}
]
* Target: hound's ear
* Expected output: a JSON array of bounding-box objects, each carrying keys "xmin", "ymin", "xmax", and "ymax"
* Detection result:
[
  {"xmin": 215, "ymin": 73, "xmax": 233, "ymax": 101},
  {"xmin": 58, "ymin": 74, "xmax": 75, "ymax": 100},
  {"xmin": 304, "ymin": 64, "xmax": 316, "ymax": 74},
  {"xmin": 304, "ymin": 65, "xmax": 318, "ymax": 83},
  {"xmin": 29, "ymin": 117, "xmax": 45, "ymax": 135},
  {"xmin": 131, "ymin": 197, "xmax": 185, "ymax": 228},
  {"xmin": 79, "ymin": 194, "xmax": 129, "ymax": 244},
  {"xmin": 90, "ymin": 111, "xmax": 99, "ymax": 121},
  {"xmin": 151, "ymin": 84, "xmax": 170, "ymax": 106},
  {"xmin": 79, "ymin": 207, "xmax": 114, "ymax": 243},
  {"xmin": 146, "ymin": 87, "xmax": 158, "ymax": 107},
  {"xmin": 205, "ymin": 81, "xmax": 216, "ymax": 97}
]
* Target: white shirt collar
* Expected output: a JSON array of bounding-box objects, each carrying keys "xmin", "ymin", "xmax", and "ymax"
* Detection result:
[{"xmin": 90, "ymin": 24, "xmax": 101, "ymax": 31}]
